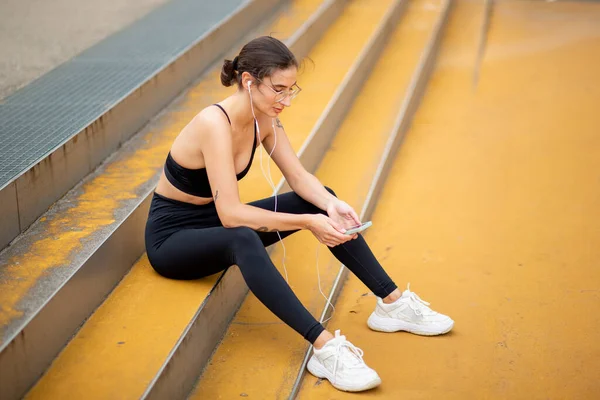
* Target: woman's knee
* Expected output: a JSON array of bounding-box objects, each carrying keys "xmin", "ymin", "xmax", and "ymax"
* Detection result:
[{"xmin": 230, "ymin": 227, "xmax": 263, "ymax": 249}]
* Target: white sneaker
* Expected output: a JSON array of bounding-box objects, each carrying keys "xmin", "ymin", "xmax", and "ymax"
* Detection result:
[
  {"xmin": 306, "ymin": 330, "xmax": 381, "ymax": 392},
  {"xmin": 367, "ymin": 284, "xmax": 454, "ymax": 335}
]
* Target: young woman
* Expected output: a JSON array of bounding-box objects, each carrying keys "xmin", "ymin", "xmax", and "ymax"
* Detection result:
[{"xmin": 145, "ymin": 36, "xmax": 453, "ymax": 392}]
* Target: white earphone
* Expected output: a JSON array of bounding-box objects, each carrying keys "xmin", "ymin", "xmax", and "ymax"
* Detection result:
[
  {"xmin": 246, "ymin": 74, "xmax": 335, "ymax": 322},
  {"xmin": 247, "ymin": 76, "xmax": 289, "ymax": 284}
]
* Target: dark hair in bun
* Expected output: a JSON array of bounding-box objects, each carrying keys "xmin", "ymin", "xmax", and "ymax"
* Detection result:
[{"xmin": 220, "ymin": 36, "xmax": 298, "ymax": 87}]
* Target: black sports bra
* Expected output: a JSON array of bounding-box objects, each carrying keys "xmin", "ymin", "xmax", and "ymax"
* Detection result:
[{"xmin": 164, "ymin": 104, "xmax": 258, "ymax": 198}]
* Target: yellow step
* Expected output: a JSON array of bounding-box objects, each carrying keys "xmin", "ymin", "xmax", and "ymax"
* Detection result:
[
  {"xmin": 297, "ymin": 0, "xmax": 600, "ymax": 398},
  {"xmin": 188, "ymin": 0, "xmax": 447, "ymax": 398},
  {"xmin": 24, "ymin": 1, "xmax": 328, "ymax": 399}
]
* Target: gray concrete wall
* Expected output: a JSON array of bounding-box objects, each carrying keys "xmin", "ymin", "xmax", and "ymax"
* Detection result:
[{"xmin": 0, "ymin": 0, "xmax": 170, "ymax": 100}]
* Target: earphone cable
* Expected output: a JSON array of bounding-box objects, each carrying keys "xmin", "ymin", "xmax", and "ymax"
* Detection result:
[{"xmin": 248, "ymin": 82, "xmax": 289, "ymax": 283}]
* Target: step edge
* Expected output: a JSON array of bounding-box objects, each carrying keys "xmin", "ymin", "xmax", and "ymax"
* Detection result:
[
  {"xmin": 285, "ymin": 0, "xmax": 349, "ymax": 60},
  {"xmin": 143, "ymin": 266, "xmax": 249, "ymax": 400},
  {"xmin": 0, "ymin": 196, "xmax": 153, "ymax": 400},
  {"xmin": 363, "ymin": 0, "xmax": 453, "ymax": 220},
  {"xmin": 288, "ymin": 1, "xmax": 454, "ymax": 397}
]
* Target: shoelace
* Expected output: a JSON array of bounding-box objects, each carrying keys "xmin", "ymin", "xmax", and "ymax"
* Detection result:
[
  {"xmin": 330, "ymin": 332, "xmax": 366, "ymax": 384},
  {"xmin": 404, "ymin": 283, "xmax": 434, "ymax": 316}
]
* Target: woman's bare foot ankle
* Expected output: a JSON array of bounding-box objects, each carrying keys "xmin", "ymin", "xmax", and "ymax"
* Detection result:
[
  {"xmin": 313, "ymin": 330, "xmax": 334, "ymax": 350},
  {"xmin": 383, "ymin": 288, "xmax": 401, "ymax": 304}
]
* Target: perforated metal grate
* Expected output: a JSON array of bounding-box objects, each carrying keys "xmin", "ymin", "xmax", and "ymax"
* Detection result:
[{"xmin": 0, "ymin": 0, "xmax": 245, "ymax": 188}]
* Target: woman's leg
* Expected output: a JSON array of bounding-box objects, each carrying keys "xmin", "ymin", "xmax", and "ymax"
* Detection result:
[
  {"xmin": 248, "ymin": 187, "xmax": 398, "ymax": 299},
  {"xmin": 147, "ymin": 225, "xmax": 325, "ymax": 343}
]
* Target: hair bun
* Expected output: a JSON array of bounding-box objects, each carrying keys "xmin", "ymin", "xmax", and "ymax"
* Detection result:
[{"xmin": 220, "ymin": 58, "xmax": 237, "ymax": 87}]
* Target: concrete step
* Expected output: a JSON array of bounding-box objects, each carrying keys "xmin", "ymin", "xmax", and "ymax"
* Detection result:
[
  {"xmin": 0, "ymin": 1, "xmax": 345, "ymax": 399},
  {"xmin": 296, "ymin": 0, "xmax": 600, "ymax": 398},
  {"xmin": 0, "ymin": 0, "xmax": 286, "ymax": 251},
  {"xmin": 188, "ymin": 0, "xmax": 451, "ymax": 398}
]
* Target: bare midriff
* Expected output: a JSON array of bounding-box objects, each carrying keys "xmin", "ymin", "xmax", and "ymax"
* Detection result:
[{"xmin": 154, "ymin": 171, "xmax": 216, "ymax": 206}]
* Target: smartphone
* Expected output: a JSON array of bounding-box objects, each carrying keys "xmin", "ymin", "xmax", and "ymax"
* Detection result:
[{"xmin": 344, "ymin": 221, "xmax": 372, "ymax": 235}]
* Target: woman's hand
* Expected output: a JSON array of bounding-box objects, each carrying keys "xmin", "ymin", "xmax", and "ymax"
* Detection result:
[
  {"xmin": 326, "ymin": 199, "xmax": 361, "ymax": 233},
  {"xmin": 307, "ymin": 214, "xmax": 355, "ymax": 247}
]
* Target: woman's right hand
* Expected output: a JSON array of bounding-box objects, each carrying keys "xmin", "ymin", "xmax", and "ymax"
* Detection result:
[{"xmin": 306, "ymin": 214, "xmax": 356, "ymax": 247}]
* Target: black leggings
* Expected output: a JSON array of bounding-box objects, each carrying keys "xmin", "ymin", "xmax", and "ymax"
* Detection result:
[{"xmin": 145, "ymin": 187, "xmax": 397, "ymax": 344}]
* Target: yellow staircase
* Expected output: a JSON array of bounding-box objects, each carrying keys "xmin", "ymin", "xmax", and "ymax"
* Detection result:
[{"xmin": 5, "ymin": 0, "xmax": 600, "ymax": 398}]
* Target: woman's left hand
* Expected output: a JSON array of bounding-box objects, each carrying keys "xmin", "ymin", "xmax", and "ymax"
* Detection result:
[{"xmin": 326, "ymin": 199, "xmax": 361, "ymax": 239}]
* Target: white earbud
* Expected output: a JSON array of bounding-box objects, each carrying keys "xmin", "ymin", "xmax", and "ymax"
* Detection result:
[
  {"xmin": 245, "ymin": 74, "xmax": 330, "ymax": 321},
  {"xmin": 247, "ymin": 76, "xmax": 288, "ymax": 283}
]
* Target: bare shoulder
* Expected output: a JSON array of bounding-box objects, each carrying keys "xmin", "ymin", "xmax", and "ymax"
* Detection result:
[
  {"xmin": 191, "ymin": 106, "xmax": 231, "ymax": 137},
  {"xmin": 175, "ymin": 106, "xmax": 230, "ymax": 148},
  {"xmin": 171, "ymin": 106, "xmax": 232, "ymax": 168}
]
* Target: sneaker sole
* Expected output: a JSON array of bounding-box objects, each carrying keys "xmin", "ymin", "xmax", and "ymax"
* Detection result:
[
  {"xmin": 306, "ymin": 357, "xmax": 382, "ymax": 392},
  {"xmin": 367, "ymin": 312, "xmax": 454, "ymax": 335}
]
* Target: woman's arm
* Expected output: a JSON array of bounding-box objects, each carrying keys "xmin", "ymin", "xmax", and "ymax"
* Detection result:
[
  {"xmin": 201, "ymin": 112, "xmax": 352, "ymax": 246},
  {"xmin": 199, "ymin": 111, "xmax": 313, "ymax": 232},
  {"xmin": 263, "ymin": 118, "xmax": 337, "ymax": 211},
  {"xmin": 288, "ymin": 172, "xmax": 338, "ymax": 211},
  {"xmin": 222, "ymin": 203, "xmax": 312, "ymax": 232},
  {"xmin": 263, "ymin": 118, "xmax": 361, "ymax": 231}
]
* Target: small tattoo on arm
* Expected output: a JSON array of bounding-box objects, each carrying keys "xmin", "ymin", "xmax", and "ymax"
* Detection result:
[
  {"xmin": 214, "ymin": 190, "xmax": 219, "ymax": 202},
  {"xmin": 257, "ymin": 226, "xmax": 280, "ymax": 233},
  {"xmin": 275, "ymin": 118, "xmax": 284, "ymax": 129}
]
